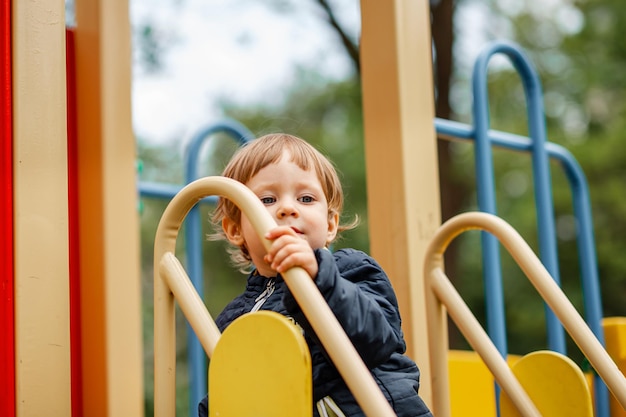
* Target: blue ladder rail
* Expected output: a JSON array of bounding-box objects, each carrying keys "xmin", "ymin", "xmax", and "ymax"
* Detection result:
[{"xmin": 435, "ymin": 39, "xmax": 608, "ymax": 417}]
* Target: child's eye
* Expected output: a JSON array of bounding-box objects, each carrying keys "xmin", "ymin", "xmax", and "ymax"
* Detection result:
[
  {"xmin": 299, "ymin": 195, "xmax": 315, "ymax": 203},
  {"xmin": 260, "ymin": 196, "xmax": 275, "ymax": 205}
]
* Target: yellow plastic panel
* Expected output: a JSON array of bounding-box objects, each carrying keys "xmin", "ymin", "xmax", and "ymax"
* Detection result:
[
  {"xmin": 448, "ymin": 350, "xmax": 496, "ymax": 417},
  {"xmin": 500, "ymin": 350, "xmax": 593, "ymax": 417},
  {"xmin": 209, "ymin": 311, "xmax": 311, "ymax": 417},
  {"xmin": 448, "ymin": 350, "xmax": 520, "ymax": 417},
  {"xmin": 603, "ymin": 317, "xmax": 626, "ymax": 417}
]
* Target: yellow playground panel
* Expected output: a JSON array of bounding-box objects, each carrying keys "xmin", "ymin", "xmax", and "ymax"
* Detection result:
[
  {"xmin": 605, "ymin": 318, "xmax": 626, "ymax": 417},
  {"xmin": 448, "ymin": 350, "xmax": 521, "ymax": 417},
  {"xmin": 449, "ymin": 318, "xmax": 626, "ymax": 417},
  {"xmin": 500, "ymin": 350, "xmax": 593, "ymax": 417},
  {"xmin": 450, "ymin": 350, "xmax": 594, "ymax": 417},
  {"xmin": 209, "ymin": 311, "xmax": 311, "ymax": 417}
]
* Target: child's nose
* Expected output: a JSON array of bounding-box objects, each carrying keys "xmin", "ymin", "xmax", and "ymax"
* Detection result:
[{"xmin": 277, "ymin": 201, "xmax": 298, "ymax": 218}]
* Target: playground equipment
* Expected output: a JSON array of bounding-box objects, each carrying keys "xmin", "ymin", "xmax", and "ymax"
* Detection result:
[
  {"xmin": 138, "ymin": 21, "xmax": 623, "ymax": 417},
  {"xmin": 424, "ymin": 212, "xmax": 626, "ymax": 416},
  {"xmin": 4, "ymin": 0, "xmax": 626, "ymax": 415},
  {"xmin": 146, "ymin": 40, "xmax": 624, "ymax": 416},
  {"xmin": 152, "ymin": 177, "xmax": 626, "ymax": 416},
  {"xmin": 434, "ymin": 40, "xmax": 610, "ymax": 416},
  {"xmin": 153, "ymin": 176, "xmax": 396, "ymax": 416}
]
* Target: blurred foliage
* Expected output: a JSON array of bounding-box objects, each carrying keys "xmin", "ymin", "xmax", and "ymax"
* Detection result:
[{"xmin": 135, "ymin": 0, "xmax": 626, "ymax": 415}]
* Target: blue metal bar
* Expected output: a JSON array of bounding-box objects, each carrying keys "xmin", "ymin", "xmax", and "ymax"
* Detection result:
[
  {"xmin": 471, "ymin": 45, "xmax": 508, "ymax": 364},
  {"xmin": 473, "ymin": 41, "xmax": 565, "ymax": 355},
  {"xmin": 435, "ymin": 117, "xmax": 609, "ymax": 417},
  {"xmin": 138, "ymin": 181, "xmax": 218, "ymax": 205},
  {"xmin": 182, "ymin": 119, "xmax": 252, "ymax": 416},
  {"xmin": 138, "ymin": 181, "xmax": 182, "ymax": 200}
]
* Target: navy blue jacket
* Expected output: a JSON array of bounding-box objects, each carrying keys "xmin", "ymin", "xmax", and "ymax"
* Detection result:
[{"xmin": 199, "ymin": 248, "xmax": 433, "ymax": 417}]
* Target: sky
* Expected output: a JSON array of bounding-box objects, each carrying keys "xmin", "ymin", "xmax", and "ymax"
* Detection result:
[
  {"xmin": 129, "ymin": 0, "xmax": 359, "ymax": 145},
  {"xmin": 68, "ymin": 0, "xmax": 582, "ymax": 146}
]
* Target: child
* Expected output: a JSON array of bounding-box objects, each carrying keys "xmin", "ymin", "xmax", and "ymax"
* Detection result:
[{"xmin": 198, "ymin": 133, "xmax": 433, "ymax": 417}]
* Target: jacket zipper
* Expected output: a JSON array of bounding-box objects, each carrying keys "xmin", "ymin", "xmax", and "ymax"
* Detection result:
[{"xmin": 250, "ymin": 278, "xmax": 276, "ymax": 312}]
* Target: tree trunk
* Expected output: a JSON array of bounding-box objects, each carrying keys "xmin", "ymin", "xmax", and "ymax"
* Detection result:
[{"xmin": 431, "ymin": 0, "xmax": 467, "ymax": 348}]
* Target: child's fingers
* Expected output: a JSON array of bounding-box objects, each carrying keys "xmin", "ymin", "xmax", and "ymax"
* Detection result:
[
  {"xmin": 267, "ymin": 237, "xmax": 317, "ymax": 277},
  {"xmin": 266, "ymin": 235, "xmax": 301, "ymax": 264},
  {"xmin": 264, "ymin": 225, "xmax": 296, "ymax": 240}
]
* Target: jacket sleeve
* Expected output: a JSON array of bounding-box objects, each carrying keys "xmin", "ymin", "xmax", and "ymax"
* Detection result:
[{"xmin": 283, "ymin": 248, "xmax": 406, "ymax": 368}]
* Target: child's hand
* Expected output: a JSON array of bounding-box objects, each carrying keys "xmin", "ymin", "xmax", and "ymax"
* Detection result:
[{"xmin": 264, "ymin": 226, "xmax": 318, "ymax": 279}]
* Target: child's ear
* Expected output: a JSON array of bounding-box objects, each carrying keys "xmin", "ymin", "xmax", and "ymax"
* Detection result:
[
  {"xmin": 326, "ymin": 211, "xmax": 339, "ymax": 245},
  {"xmin": 222, "ymin": 217, "xmax": 245, "ymax": 246}
]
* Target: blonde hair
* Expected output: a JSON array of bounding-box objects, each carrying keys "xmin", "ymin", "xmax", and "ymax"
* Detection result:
[{"xmin": 210, "ymin": 133, "xmax": 357, "ymax": 272}]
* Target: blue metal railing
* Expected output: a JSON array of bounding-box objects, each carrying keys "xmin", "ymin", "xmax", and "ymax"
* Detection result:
[
  {"xmin": 435, "ymin": 39, "xmax": 608, "ymax": 417},
  {"xmin": 139, "ymin": 118, "xmax": 253, "ymax": 416},
  {"xmin": 472, "ymin": 41, "xmax": 563, "ymax": 356}
]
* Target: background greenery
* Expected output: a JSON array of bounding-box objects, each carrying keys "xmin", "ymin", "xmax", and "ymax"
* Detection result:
[{"xmin": 133, "ymin": 0, "xmax": 626, "ymax": 415}]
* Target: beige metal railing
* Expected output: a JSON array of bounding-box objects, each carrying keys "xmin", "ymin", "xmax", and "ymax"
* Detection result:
[
  {"xmin": 423, "ymin": 212, "xmax": 626, "ymax": 417},
  {"xmin": 153, "ymin": 176, "xmax": 396, "ymax": 417}
]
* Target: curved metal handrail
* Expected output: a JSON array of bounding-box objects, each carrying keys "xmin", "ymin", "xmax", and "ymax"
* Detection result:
[
  {"xmin": 138, "ymin": 119, "xmax": 253, "ymax": 414},
  {"xmin": 153, "ymin": 176, "xmax": 395, "ymax": 417},
  {"xmin": 423, "ymin": 212, "xmax": 626, "ymax": 417}
]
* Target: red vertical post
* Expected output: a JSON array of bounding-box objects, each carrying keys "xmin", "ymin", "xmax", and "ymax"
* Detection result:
[
  {"xmin": 66, "ymin": 27, "xmax": 83, "ymax": 417},
  {"xmin": 0, "ymin": 0, "xmax": 15, "ymax": 416}
]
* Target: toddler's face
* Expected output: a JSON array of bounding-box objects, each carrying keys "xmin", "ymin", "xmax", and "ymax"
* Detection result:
[{"xmin": 226, "ymin": 150, "xmax": 338, "ymax": 276}]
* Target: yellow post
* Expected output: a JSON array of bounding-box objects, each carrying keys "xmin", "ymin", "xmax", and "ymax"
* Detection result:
[
  {"xmin": 12, "ymin": 0, "xmax": 71, "ymax": 414},
  {"xmin": 359, "ymin": 0, "xmax": 440, "ymax": 408},
  {"xmin": 74, "ymin": 0, "xmax": 143, "ymax": 415}
]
